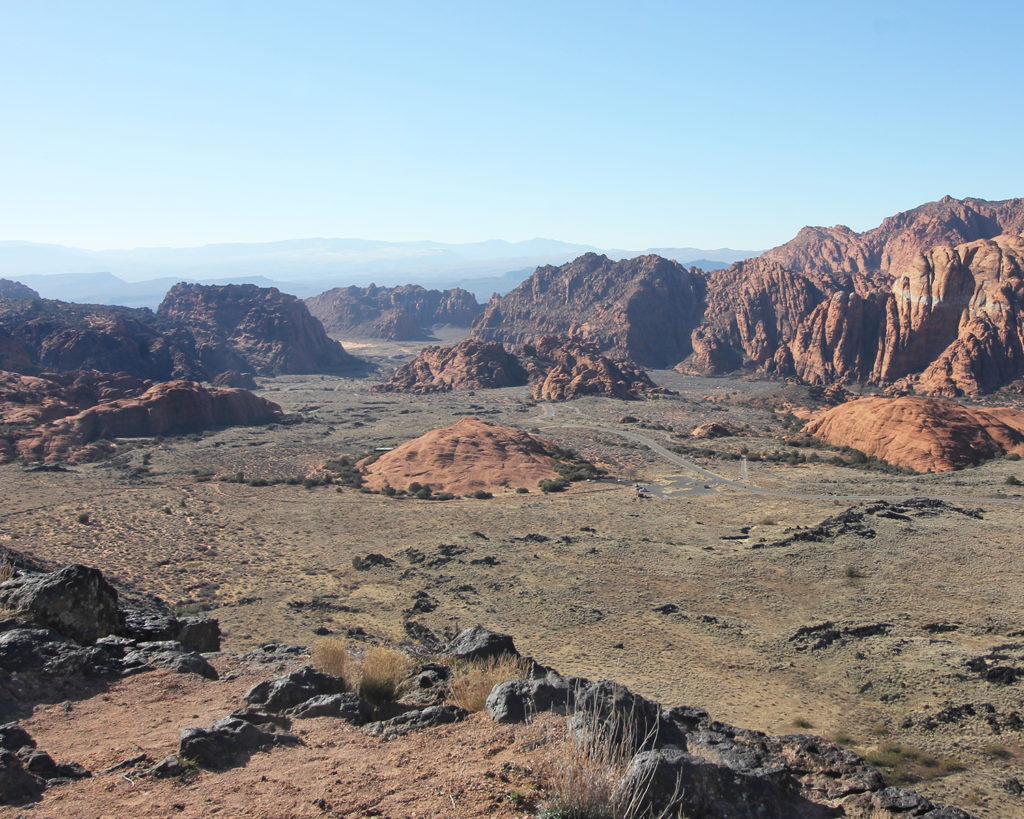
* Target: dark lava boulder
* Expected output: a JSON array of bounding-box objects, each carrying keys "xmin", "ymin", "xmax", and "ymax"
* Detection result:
[
  {"xmin": 443, "ymin": 625, "xmax": 518, "ymax": 662},
  {"xmin": 0, "ymin": 565, "xmax": 121, "ymax": 644},
  {"xmin": 244, "ymin": 666, "xmax": 348, "ymax": 713}
]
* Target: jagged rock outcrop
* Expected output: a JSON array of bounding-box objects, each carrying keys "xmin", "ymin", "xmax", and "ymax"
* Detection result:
[
  {"xmin": 763, "ymin": 195, "xmax": 1024, "ymax": 291},
  {"xmin": 523, "ymin": 336, "xmax": 674, "ymax": 401},
  {"xmin": 0, "ymin": 280, "xmax": 38, "ymax": 300},
  {"xmin": 474, "ymin": 198, "xmax": 1024, "ymax": 395},
  {"xmin": 683, "ymin": 199, "xmax": 1024, "ymax": 393},
  {"xmin": 305, "ymin": 284, "xmax": 482, "ymax": 339},
  {"xmin": 360, "ymin": 417, "xmax": 560, "ymax": 494},
  {"xmin": 488, "ymin": 672, "xmax": 970, "ymax": 818},
  {"xmin": 1, "ymin": 375, "xmax": 282, "ymax": 464},
  {"xmin": 158, "ymin": 283, "xmax": 359, "ymax": 375},
  {"xmin": 371, "ymin": 339, "xmax": 528, "ymax": 394},
  {"xmin": 804, "ymin": 396, "xmax": 1024, "ymax": 472},
  {"xmin": 0, "ymin": 296, "xmax": 204, "ymax": 380},
  {"xmin": 691, "ymin": 422, "xmax": 737, "ymax": 438},
  {"xmin": 211, "ymin": 369, "xmax": 258, "ymax": 390},
  {"xmin": 886, "ymin": 234, "xmax": 1024, "ymax": 395},
  {"xmin": 473, "ymin": 253, "xmax": 706, "ymax": 367}
]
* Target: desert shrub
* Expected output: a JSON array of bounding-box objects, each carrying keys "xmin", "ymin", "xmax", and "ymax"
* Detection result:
[
  {"xmin": 1006, "ymin": 475, "xmax": 1021, "ymax": 486},
  {"xmin": 414, "ymin": 486, "xmax": 433, "ymax": 500},
  {"xmin": 381, "ymin": 485, "xmax": 396, "ymax": 496},
  {"xmin": 1007, "ymin": 453, "xmax": 1021, "ymax": 461},
  {"xmin": 0, "ymin": 558, "xmax": 15, "ymax": 584},
  {"xmin": 408, "ymin": 482, "xmax": 423, "ymax": 494},
  {"xmin": 311, "ymin": 636, "xmax": 349, "ymax": 683},
  {"xmin": 516, "ymin": 487, "xmax": 529, "ymax": 494},
  {"xmin": 76, "ymin": 511, "xmax": 90, "ymax": 525},
  {"xmin": 358, "ymin": 646, "xmax": 411, "ymax": 706},
  {"xmin": 792, "ymin": 716, "xmax": 813, "ymax": 729},
  {"xmin": 539, "ymin": 477, "xmax": 570, "ymax": 493},
  {"xmin": 844, "ymin": 565, "xmax": 866, "ymax": 579},
  {"xmin": 469, "ymin": 490, "xmax": 493, "ymax": 500},
  {"xmin": 447, "ymin": 654, "xmax": 530, "ymax": 712},
  {"xmin": 323, "ymin": 456, "xmax": 363, "ymax": 488},
  {"xmin": 865, "ymin": 742, "xmax": 965, "ymax": 784},
  {"xmin": 434, "ymin": 491, "xmax": 456, "ymax": 500},
  {"xmin": 192, "ymin": 469, "xmax": 214, "ymax": 482}
]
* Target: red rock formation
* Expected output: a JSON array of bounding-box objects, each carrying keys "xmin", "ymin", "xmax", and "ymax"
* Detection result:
[
  {"xmin": 679, "ymin": 260, "xmax": 824, "ymax": 374},
  {"xmin": 471, "ymin": 197, "xmax": 1024, "ymax": 395},
  {"xmin": 473, "ymin": 254, "xmax": 706, "ymax": 367},
  {"xmin": 691, "ymin": 422, "xmax": 737, "ymax": 438},
  {"xmin": 804, "ymin": 396, "xmax": 1024, "ymax": 472},
  {"xmin": 360, "ymin": 417, "xmax": 559, "ymax": 494},
  {"xmin": 305, "ymin": 284, "xmax": 481, "ymax": 338},
  {"xmin": 212, "ymin": 370, "xmax": 258, "ymax": 390},
  {"xmin": 0, "ymin": 373, "xmax": 282, "ymax": 464},
  {"xmin": 524, "ymin": 336, "xmax": 675, "ymax": 401},
  {"xmin": 762, "ymin": 195, "xmax": 1024, "ymax": 291},
  {"xmin": 785, "ymin": 291, "xmax": 889, "ymax": 385},
  {"xmin": 372, "ymin": 339, "xmax": 527, "ymax": 394},
  {"xmin": 370, "ymin": 308, "xmax": 424, "ymax": 341},
  {"xmin": 158, "ymin": 283, "xmax": 359, "ymax": 375},
  {"xmin": 0, "ymin": 296, "xmax": 204, "ymax": 380}
]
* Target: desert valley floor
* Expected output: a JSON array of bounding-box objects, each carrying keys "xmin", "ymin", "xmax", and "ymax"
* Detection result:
[{"xmin": 3, "ymin": 332, "xmax": 1024, "ymax": 816}]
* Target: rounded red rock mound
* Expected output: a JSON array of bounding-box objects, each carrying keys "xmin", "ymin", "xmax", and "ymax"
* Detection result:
[
  {"xmin": 361, "ymin": 417, "xmax": 559, "ymax": 494},
  {"xmin": 804, "ymin": 395, "xmax": 1024, "ymax": 472}
]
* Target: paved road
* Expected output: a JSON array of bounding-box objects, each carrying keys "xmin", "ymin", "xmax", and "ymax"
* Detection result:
[{"xmin": 534, "ymin": 403, "xmax": 1024, "ymax": 506}]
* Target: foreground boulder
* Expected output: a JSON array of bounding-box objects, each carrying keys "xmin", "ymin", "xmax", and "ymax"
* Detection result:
[
  {"xmin": 179, "ymin": 717, "xmax": 297, "ymax": 769},
  {"xmin": 0, "ymin": 723, "xmax": 89, "ymax": 805},
  {"xmin": 121, "ymin": 611, "xmax": 221, "ymax": 653},
  {"xmin": 362, "ymin": 705, "xmax": 468, "ymax": 740},
  {"xmin": 243, "ymin": 666, "xmax": 348, "ymax": 713},
  {"xmin": 443, "ymin": 625, "xmax": 518, "ymax": 662},
  {"xmin": 0, "ymin": 565, "xmax": 120, "ymax": 644},
  {"xmin": 487, "ymin": 669, "xmax": 971, "ymax": 818}
]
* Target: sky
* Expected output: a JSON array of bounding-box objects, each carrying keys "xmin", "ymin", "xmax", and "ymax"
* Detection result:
[{"xmin": 2, "ymin": 0, "xmax": 1023, "ymax": 252}]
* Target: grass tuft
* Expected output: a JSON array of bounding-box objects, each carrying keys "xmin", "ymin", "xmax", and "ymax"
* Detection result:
[
  {"xmin": 358, "ymin": 646, "xmax": 411, "ymax": 706},
  {"xmin": 447, "ymin": 654, "xmax": 531, "ymax": 712},
  {"xmin": 311, "ymin": 636, "xmax": 349, "ymax": 684}
]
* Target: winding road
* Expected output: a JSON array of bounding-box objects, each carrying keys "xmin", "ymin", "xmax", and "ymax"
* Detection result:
[{"xmin": 533, "ymin": 402, "xmax": 1024, "ymax": 506}]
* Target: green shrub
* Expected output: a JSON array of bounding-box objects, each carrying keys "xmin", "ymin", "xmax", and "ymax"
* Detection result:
[{"xmin": 539, "ymin": 477, "xmax": 570, "ymax": 493}]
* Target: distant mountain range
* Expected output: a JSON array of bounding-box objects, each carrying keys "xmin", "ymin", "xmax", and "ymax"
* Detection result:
[{"xmin": 0, "ymin": 238, "xmax": 758, "ymax": 307}]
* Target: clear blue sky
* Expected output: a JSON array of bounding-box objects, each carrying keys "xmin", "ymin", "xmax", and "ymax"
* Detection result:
[{"xmin": 2, "ymin": 0, "xmax": 1022, "ymax": 251}]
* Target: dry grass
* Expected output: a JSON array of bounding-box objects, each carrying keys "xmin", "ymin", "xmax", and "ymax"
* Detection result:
[
  {"xmin": 865, "ymin": 741, "xmax": 966, "ymax": 784},
  {"xmin": 537, "ymin": 709, "xmax": 679, "ymax": 819},
  {"xmin": 447, "ymin": 654, "xmax": 531, "ymax": 712},
  {"xmin": 0, "ymin": 558, "xmax": 15, "ymax": 584},
  {"xmin": 311, "ymin": 636, "xmax": 349, "ymax": 683},
  {"xmin": 358, "ymin": 646, "xmax": 412, "ymax": 706}
]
